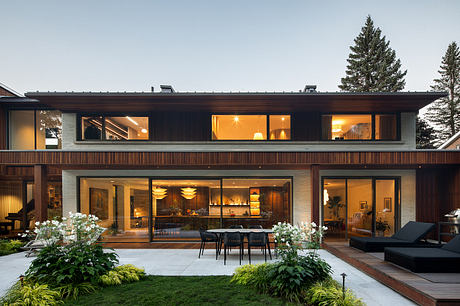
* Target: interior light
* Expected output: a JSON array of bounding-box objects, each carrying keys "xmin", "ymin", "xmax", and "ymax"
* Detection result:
[
  {"xmin": 253, "ymin": 132, "xmax": 264, "ymax": 140},
  {"xmin": 126, "ymin": 116, "xmax": 139, "ymax": 126},
  {"xmin": 324, "ymin": 189, "xmax": 329, "ymax": 205},
  {"xmin": 281, "ymin": 117, "xmax": 285, "ymax": 121},
  {"xmin": 332, "ymin": 120, "xmax": 344, "ymax": 125},
  {"xmin": 233, "ymin": 116, "xmax": 239, "ymax": 122},
  {"xmin": 141, "ymin": 128, "xmax": 148, "ymax": 134}
]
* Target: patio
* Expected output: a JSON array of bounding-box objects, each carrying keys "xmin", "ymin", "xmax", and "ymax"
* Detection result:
[{"xmin": 0, "ymin": 248, "xmax": 414, "ymax": 306}]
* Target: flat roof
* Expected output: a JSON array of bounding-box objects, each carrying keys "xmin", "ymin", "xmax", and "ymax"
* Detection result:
[{"xmin": 24, "ymin": 91, "xmax": 447, "ymax": 113}]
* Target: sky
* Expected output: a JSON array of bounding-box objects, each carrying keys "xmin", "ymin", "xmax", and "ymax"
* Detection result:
[{"xmin": 1, "ymin": 0, "xmax": 459, "ymax": 95}]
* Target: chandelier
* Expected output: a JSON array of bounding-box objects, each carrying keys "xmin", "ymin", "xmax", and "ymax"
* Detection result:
[
  {"xmin": 152, "ymin": 186, "xmax": 167, "ymax": 199},
  {"xmin": 181, "ymin": 187, "xmax": 196, "ymax": 200}
]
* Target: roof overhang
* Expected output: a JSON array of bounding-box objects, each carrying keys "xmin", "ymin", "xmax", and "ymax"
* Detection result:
[{"xmin": 24, "ymin": 92, "xmax": 447, "ymax": 113}]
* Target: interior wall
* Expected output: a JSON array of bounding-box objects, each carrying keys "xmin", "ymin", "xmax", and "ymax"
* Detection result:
[{"xmin": 0, "ymin": 182, "xmax": 22, "ymax": 222}]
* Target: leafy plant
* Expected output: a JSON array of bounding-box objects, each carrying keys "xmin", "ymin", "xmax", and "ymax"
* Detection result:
[
  {"xmin": 99, "ymin": 264, "xmax": 145, "ymax": 286},
  {"xmin": 272, "ymin": 222, "xmax": 306, "ymax": 261},
  {"xmin": 25, "ymin": 243, "xmax": 118, "ymax": 286},
  {"xmin": 0, "ymin": 239, "xmax": 25, "ymax": 256},
  {"xmin": 300, "ymin": 222, "xmax": 328, "ymax": 250},
  {"xmin": 305, "ymin": 279, "xmax": 365, "ymax": 306},
  {"xmin": 267, "ymin": 260, "xmax": 309, "ymax": 302},
  {"xmin": 327, "ymin": 196, "xmax": 344, "ymax": 219},
  {"xmin": 56, "ymin": 282, "xmax": 97, "ymax": 300},
  {"xmin": 376, "ymin": 218, "xmax": 390, "ymax": 233},
  {"xmin": 297, "ymin": 252, "xmax": 332, "ymax": 285},
  {"xmin": 0, "ymin": 281, "xmax": 62, "ymax": 305}
]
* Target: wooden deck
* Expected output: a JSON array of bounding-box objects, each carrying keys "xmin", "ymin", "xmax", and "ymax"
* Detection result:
[{"xmin": 324, "ymin": 241, "xmax": 460, "ymax": 306}]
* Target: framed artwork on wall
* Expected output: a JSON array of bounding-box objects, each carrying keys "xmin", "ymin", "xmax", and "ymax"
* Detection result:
[
  {"xmin": 384, "ymin": 197, "xmax": 392, "ymax": 212},
  {"xmin": 359, "ymin": 201, "xmax": 368, "ymax": 210},
  {"xmin": 89, "ymin": 188, "xmax": 109, "ymax": 220}
]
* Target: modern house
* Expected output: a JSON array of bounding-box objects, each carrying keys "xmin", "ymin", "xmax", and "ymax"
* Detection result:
[{"xmin": 0, "ymin": 83, "xmax": 459, "ymax": 243}]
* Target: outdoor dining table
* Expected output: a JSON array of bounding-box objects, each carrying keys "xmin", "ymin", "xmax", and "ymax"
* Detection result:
[{"xmin": 207, "ymin": 228, "xmax": 274, "ymax": 258}]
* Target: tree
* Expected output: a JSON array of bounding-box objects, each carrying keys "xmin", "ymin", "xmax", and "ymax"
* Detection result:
[
  {"xmin": 426, "ymin": 41, "xmax": 460, "ymax": 142},
  {"xmin": 339, "ymin": 16, "xmax": 407, "ymax": 92},
  {"xmin": 416, "ymin": 116, "xmax": 437, "ymax": 149}
]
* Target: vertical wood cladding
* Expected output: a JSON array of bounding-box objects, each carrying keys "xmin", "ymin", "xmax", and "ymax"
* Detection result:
[
  {"xmin": 416, "ymin": 167, "xmax": 460, "ymax": 238},
  {"xmin": 0, "ymin": 107, "xmax": 6, "ymax": 150},
  {"xmin": 292, "ymin": 112, "xmax": 321, "ymax": 141},
  {"xmin": 151, "ymin": 112, "xmax": 211, "ymax": 141}
]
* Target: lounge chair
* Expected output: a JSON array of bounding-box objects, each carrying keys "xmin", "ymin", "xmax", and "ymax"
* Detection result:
[
  {"xmin": 349, "ymin": 221, "xmax": 435, "ymax": 252},
  {"xmin": 384, "ymin": 234, "xmax": 460, "ymax": 272}
]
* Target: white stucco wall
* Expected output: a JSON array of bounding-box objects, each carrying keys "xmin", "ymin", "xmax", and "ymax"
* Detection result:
[
  {"xmin": 319, "ymin": 169, "xmax": 416, "ymax": 227},
  {"xmin": 62, "ymin": 169, "xmax": 311, "ymax": 225},
  {"xmin": 62, "ymin": 112, "xmax": 417, "ymax": 151}
]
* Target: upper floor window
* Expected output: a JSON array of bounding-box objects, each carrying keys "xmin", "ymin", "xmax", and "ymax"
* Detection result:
[
  {"xmin": 80, "ymin": 115, "xmax": 149, "ymax": 141},
  {"xmin": 321, "ymin": 114, "xmax": 398, "ymax": 140},
  {"xmin": 9, "ymin": 110, "xmax": 62, "ymax": 150},
  {"xmin": 211, "ymin": 115, "xmax": 290, "ymax": 140}
]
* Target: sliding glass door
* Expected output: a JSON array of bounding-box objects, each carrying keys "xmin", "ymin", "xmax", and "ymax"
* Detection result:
[{"xmin": 322, "ymin": 177, "xmax": 399, "ymax": 240}]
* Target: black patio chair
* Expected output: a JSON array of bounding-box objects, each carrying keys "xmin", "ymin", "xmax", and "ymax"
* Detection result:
[
  {"xmin": 223, "ymin": 232, "xmax": 244, "ymax": 265},
  {"xmin": 384, "ymin": 234, "xmax": 460, "ymax": 272},
  {"xmin": 229, "ymin": 225, "xmax": 243, "ymax": 229},
  {"xmin": 247, "ymin": 232, "xmax": 271, "ymax": 264},
  {"xmin": 198, "ymin": 229, "xmax": 219, "ymax": 260},
  {"xmin": 248, "ymin": 225, "xmax": 263, "ymax": 229},
  {"xmin": 349, "ymin": 221, "xmax": 436, "ymax": 252}
]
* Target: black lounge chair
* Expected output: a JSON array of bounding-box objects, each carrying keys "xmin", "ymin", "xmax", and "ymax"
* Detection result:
[
  {"xmin": 384, "ymin": 235, "xmax": 460, "ymax": 272},
  {"xmin": 349, "ymin": 221, "xmax": 435, "ymax": 252}
]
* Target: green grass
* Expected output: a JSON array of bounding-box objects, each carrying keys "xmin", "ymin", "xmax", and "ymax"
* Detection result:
[{"xmin": 64, "ymin": 276, "xmax": 294, "ymax": 306}]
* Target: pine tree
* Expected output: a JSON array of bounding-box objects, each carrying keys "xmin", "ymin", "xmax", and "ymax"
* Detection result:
[
  {"xmin": 426, "ymin": 41, "xmax": 460, "ymax": 141},
  {"xmin": 416, "ymin": 116, "xmax": 437, "ymax": 149},
  {"xmin": 339, "ymin": 16, "xmax": 407, "ymax": 92}
]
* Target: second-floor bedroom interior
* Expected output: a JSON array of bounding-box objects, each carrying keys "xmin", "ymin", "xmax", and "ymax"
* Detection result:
[{"xmin": 81, "ymin": 116, "xmax": 149, "ymax": 140}]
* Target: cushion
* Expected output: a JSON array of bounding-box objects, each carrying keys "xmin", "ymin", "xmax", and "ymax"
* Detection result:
[
  {"xmin": 391, "ymin": 221, "xmax": 435, "ymax": 242},
  {"xmin": 350, "ymin": 236, "xmax": 412, "ymax": 252},
  {"xmin": 385, "ymin": 247, "xmax": 460, "ymax": 272},
  {"xmin": 442, "ymin": 235, "xmax": 460, "ymax": 254}
]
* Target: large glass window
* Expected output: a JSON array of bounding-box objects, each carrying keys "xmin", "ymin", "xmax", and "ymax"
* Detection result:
[
  {"xmin": 322, "ymin": 177, "xmax": 398, "ymax": 240},
  {"xmin": 9, "ymin": 110, "xmax": 62, "ymax": 150},
  {"xmin": 80, "ymin": 115, "xmax": 149, "ymax": 141},
  {"xmin": 78, "ymin": 177, "xmax": 292, "ymax": 242},
  {"xmin": 212, "ymin": 115, "xmax": 267, "ymax": 140},
  {"xmin": 322, "ymin": 114, "xmax": 397, "ymax": 140},
  {"xmin": 269, "ymin": 115, "xmax": 291, "ymax": 140},
  {"xmin": 80, "ymin": 178, "xmax": 150, "ymax": 243}
]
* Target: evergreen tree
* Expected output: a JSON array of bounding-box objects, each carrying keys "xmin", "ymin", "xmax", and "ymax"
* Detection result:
[
  {"xmin": 339, "ymin": 16, "xmax": 407, "ymax": 92},
  {"xmin": 416, "ymin": 116, "xmax": 437, "ymax": 149},
  {"xmin": 426, "ymin": 41, "xmax": 460, "ymax": 141}
]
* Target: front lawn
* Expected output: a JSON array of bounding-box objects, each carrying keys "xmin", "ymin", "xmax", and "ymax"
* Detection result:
[{"xmin": 63, "ymin": 276, "xmax": 293, "ymax": 306}]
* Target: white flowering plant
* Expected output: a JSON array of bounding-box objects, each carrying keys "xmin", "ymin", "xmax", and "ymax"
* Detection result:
[
  {"xmin": 299, "ymin": 222, "xmax": 328, "ymax": 250},
  {"xmin": 24, "ymin": 212, "xmax": 106, "ymax": 247},
  {"xmin": 272, "ymin": 222, "xmax": 306, "ymax": 261}
]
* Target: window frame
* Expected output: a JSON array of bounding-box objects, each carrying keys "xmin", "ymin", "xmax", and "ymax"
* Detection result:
[
  {"xmin": 77, "ymin": 113, "xmax": 152, "ymax": 141},
  {"xmin": 320, "ymin": 112, "xmax": 401, "ymax": 141},
  {"xmin": 210, "ymin": 113, "xmax": 292, "ymax": 141},
  {"xmin": 6, "ymin": 107, "xmax": 63, "ymax": 150}
]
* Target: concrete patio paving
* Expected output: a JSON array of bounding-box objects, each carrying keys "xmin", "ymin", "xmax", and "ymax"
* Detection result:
[{"xmin": 0, "ymin": 249, "xmax": 415, "ymax": 305}]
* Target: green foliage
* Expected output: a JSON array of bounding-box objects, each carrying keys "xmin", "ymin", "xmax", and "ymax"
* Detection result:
[
  {"xmin": 339, "ymin": 15, "xmax": 407, "ymax": 92},
  {"xmin": 416, "ymin": 116, "xmax": 438, "ymax": 149},
  {"xmin": 25, "ymin": 243, "xmax": 118, "ymax": 286},
  {"xmin": 305, "ymin": 279, "xmax": 365, "ymax": 306},
  {"xmin": 1, "ymin": 281, "xmax": 62, "ymax": 306},
  {"xmin": 0, "ymin": 239, "xmax": 24, "ymax": 256},
  {"xmin": 426, "ymin": 41, "xmax": 460, "ymax": 141},
  {"xmin": 231, "ymin": 263, "xmax": 272, "ymax": 292},
  {"xmin": 99, "ymin": 264, "xmax": 145, "ymax": 286},
  {"xmin": 56, "ymin": 282, "xmax": 97, "ymax": 300}
]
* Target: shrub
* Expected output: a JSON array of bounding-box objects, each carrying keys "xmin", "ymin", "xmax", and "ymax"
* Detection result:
[
  {"xmin": 297, "ymin": 252, "xmax": 332, "ymax": 285},
  {"xmin": 272, "ymin": 222, "xmax": 306, "ymax": 261},
  {"xmin": 25, "ymin": 243, "xmax": 118, "ymax": 286},
  {"xmin": 0, "ymin": 281, "xmax": 62, "ymax": 305},
  {"xmin": 56, "ymin": 282, "xmax": 97, "ymax": 300},
  {"xmin": 305, "ymin": 279, "xmax": 365, "ymax": 306},
  {"xmin": 99, "ymin": 264, "xmax": 145, "ymax": 286},
  {"xmin": 0, "ymin": 239, "xmax": 25, "ymax": 256}
]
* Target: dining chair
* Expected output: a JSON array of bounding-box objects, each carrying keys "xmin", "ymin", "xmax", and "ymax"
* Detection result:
[
  {"xmin": 229, "ymin": 225, "xmax": 243, "ymax": 229},
  {"xmin": 248, "ymin": 225, "xmax": 263, "ymax": 229},
  {"xmin": 247, "ymin": 232, "xmax": 271, "ymax": 264},
  {"xmin": 198, "ymin": 229, "xmax": 219, "ymax": 260},
  {"xmin": 223, "ymin": 232, "xmax": 244, "ymax": 265}
]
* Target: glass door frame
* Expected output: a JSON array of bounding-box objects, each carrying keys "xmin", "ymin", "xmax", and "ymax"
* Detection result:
[{"xmin": 321, "ymin": 176, "xmax": 400, "ymax": 240}]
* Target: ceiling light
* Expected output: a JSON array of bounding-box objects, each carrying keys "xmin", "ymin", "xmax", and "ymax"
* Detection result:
[
  {"xmin": 152, "ymin": 186, "xmax": 167, "ymax": 199},
  {"xmin": 281, "ymin": 117, "xmax": 285, "ymax": 121},
  {"xmin": 181, "ymin": 187, "xmax": 196, "ymax": 200},
  {"xmin": 126, "ymin": 116, "xmax": 139, "ymax": 126},
  {"xmin": 233, "ymin": 116, "xmax": 239, "ymax": 122},
  {"xmin": 141, "ymin": 128, "xmax": 148, "ymax": 133}
]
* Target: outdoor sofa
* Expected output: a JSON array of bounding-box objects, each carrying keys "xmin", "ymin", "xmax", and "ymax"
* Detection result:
[
  {"xmin": 349, "ymin": 221, "xmax": 435, "ymax": 252},
  {"xmin": 384, "ymin": 234, "xmax": 460, "ymax": 272}
]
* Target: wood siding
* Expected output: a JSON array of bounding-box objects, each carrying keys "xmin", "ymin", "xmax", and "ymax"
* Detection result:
[
  {"xmin": 0, "ymin": 106, "xmax": 6, "ymax": 150},
  {"xmin": 151, "ymin": 112, "xmax": 211, "ymax": 141},
  {"xmin": 0, "ymin": 151, "xmax": 458, "ymax": 167}
]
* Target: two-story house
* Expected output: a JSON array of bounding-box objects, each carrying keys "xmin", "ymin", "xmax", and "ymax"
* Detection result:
[{"xmin": 0, "ymin": 84, "xmax": 459, "ymax": 243}]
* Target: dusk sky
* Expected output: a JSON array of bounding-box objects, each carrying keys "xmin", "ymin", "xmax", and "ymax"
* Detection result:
[{"xmin": 1, "ymin": 0, "xmax": 459, "ymax": 94}]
